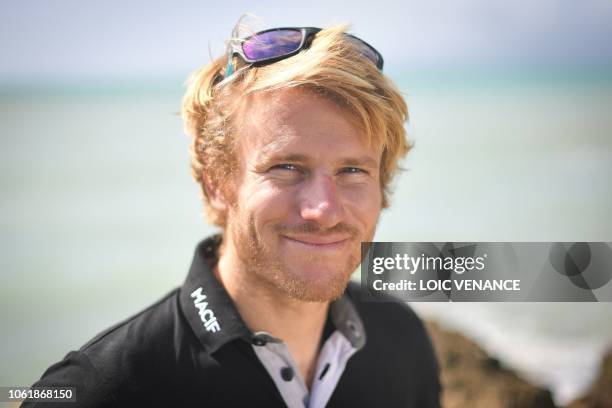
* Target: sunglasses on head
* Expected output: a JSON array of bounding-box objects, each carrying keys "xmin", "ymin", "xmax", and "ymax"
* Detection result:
[{"xmin": 224, "ymin": 26, "xmax": 384, "ymax": 78}]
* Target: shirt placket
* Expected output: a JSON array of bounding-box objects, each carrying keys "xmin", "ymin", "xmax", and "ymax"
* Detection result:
[{"xmin": 251, "ymin": 332, "xmax": 309, "ymax": 408}]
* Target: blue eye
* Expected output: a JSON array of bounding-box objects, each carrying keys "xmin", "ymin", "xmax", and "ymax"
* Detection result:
[
  {"xmin": 271, "ymin": 164, "xmax": 298, "ymax": 171},
  {"xmin": 341, "ymin": 167, "xmax": 367, "ymax": 174}
]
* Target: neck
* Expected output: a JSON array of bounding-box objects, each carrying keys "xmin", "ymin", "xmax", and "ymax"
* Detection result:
[{"xmin": 215, "ymin": 235, "xmax": 329, "ymax": 388}]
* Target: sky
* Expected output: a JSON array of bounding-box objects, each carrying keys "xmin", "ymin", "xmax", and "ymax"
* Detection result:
[{"xmin": 1, "ymin": 0, "xmax": 612, "ymax": 84}]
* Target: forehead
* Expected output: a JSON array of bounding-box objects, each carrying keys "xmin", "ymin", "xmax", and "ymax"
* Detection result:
[{"xmin": 234, "ymin": 88, "xmax": 380, "ymax": 160}]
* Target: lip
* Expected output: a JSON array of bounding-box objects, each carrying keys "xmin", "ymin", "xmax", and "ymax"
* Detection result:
[{"xmin": 281, "ymin": 234, "xmax": 351, "ymax": 249}]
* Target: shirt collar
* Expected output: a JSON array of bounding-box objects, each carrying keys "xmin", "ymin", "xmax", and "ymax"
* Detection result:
[
  {"xmin": 179, "ymin": 234, "xmax": 251, "ymax": 353},
  {"xmin": 179, "ymin": 234, "xmax": 366, "ymax": 353}
]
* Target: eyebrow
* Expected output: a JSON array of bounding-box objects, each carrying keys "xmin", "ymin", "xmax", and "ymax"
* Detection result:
[
  {"xmin": 254, "ymin": 132, "xmax": 379, "ymax": 169},
  {"xmin": 259, "ymin": 152, "xmax": 379, "ymax": 169},
  {"xmin": 339, "ymin": 156, "xmax": 379, "ymax": 169}
]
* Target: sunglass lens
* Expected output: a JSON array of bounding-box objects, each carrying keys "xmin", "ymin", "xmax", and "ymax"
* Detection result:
[
  {"xmin": 242, "ymin": 29, "xmax": 304, "ymax": 61},
  {"xmin": 360, "ymin": 47, "xmax": 382, "ymax": 69},
  {"xmin": 346, "ymin": 35, "xmax": 383, "ymax": 70}
]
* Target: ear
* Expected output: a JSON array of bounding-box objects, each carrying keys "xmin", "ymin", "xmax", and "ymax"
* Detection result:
[{"xmin": 202, "ymin": 173, "xmax": 229, "ymax": 212}]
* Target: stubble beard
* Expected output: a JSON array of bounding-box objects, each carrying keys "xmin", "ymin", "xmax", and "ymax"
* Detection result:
[{"xmin": 228, "ymin": 212, "xmax": 372, "ymax": 302}]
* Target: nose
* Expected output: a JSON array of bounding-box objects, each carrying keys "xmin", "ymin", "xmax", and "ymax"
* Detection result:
[{"xmin": 299, "ymin": 173, "xmax": 343, "ymax": 228}]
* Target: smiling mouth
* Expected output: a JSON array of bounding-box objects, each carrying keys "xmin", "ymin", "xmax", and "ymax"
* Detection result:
[{"xmin": 282, "ymin": 235, "xmax": 351, "ymax": 249}]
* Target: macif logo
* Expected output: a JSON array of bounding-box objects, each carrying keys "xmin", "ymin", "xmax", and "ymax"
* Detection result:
[{"xmin": 191, "ymin": 287, "xmax": 221, "ymax": 333}]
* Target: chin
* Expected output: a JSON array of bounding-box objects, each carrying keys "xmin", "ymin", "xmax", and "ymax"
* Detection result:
[
  {"xmin": 275, "ymin": 259, "xmax": 356, "ymax": 302},
  {"xmin": 280, "ymin": 277, "xmax": 350, "ymax": 302},
  {"xmin": 294, "ymin": 260, "xmax": 343, "ymax": 278}
]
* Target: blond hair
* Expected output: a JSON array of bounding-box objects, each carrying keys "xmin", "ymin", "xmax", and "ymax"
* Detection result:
[{"xmin": 181, "ymin": 24, "xmax": 410, "ymax": 227}]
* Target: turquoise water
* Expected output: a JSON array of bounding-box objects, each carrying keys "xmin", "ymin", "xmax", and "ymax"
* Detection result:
[{"xmin": 1, "ymin": 70, "xmax": 612, "ymax": 405}]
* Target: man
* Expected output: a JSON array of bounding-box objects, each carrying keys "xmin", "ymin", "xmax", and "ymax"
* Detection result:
[{"xmin": 26, "ymin": 24, "xmax": 441, "ymax": 407}]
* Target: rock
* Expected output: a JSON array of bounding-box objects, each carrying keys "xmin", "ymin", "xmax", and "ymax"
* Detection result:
[
  {"xmin": 567, "ymin": 349, "xmax": 612, "ymax": 408},
  {"xmin": 425, "ymin": 321, "xmax": 557, "ymax": 408}
]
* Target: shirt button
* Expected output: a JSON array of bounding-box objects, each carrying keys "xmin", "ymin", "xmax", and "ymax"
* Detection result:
[
  {"xmin": 280, "ymin": 367, "xmax": 294, "ymax": 381},
  {"xmin": 251, "ymin": 335, "xmax": 267, "ymax": 346},
  {"xmin": 347, "ymin": 320, "xmax": 360, "ymax": 337}
]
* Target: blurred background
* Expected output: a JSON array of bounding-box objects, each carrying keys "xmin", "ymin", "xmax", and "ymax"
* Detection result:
[{"xmin": 1, "ymin": 0, "xmax": 611, "ymax": 406}]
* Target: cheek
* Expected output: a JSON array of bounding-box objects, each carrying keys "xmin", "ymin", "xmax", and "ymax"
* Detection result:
[
  {"xmin": 239, "ymin": 181, "xmax": 296, "ymax": 228},
  {"xmin": 342, "ymin": 184, "xmax": 382, "ymax": 226}
]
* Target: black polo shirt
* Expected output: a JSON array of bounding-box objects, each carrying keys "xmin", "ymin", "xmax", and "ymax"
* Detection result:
[{"xmin": 25, "ymin": 235, "xmax": 441, "ymax": 407}]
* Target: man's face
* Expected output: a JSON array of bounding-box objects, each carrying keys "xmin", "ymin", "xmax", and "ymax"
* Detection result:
[{"xmin": 224, "ymin": 88, "xmax": 382, "ymax": 302}]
